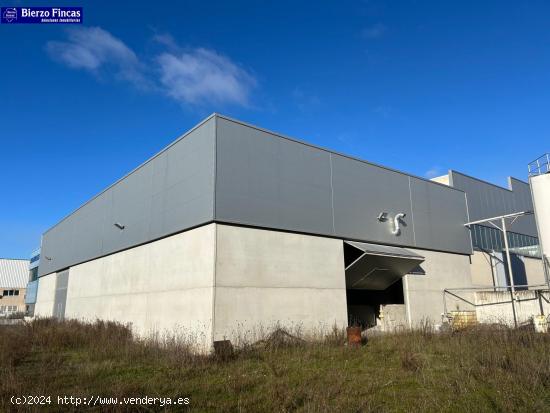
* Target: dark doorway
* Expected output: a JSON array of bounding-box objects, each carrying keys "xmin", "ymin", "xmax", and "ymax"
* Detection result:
[{"xmin": 346, "ymin": 280, "xmax": 404, "ymax": 327}]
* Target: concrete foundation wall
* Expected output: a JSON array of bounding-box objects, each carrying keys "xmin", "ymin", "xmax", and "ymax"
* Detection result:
[
  {"xmin": 524, "ymin": 256, "xmax": 546, "ymax": 286},
  {"xmin": 36, "ymin": 224, "xmax": 216, "ymax": 349},
  {"xmin": 213, "ymin": 224, "xmax": 348, "ymax": 342},
  {"xmin": 35, "ymin": 223, "xmax": 349, "ymax": 348},
  {"xmin": 475, "ymin": 290, "xmax": 550, "ymax": 326},
  {"xmin": 34, "ymin": 222, "xmax": 499, "ymax": 346},
  {"xmin": 34, "ymin": 273, "xmax": 57, "ymax": 317},
  {"xmin": 470, "ymin": 251, "xmax": 496, "ymax": 287},
  {"xmin": 405, "ymin": 249, "xmax": 473, "ymax": 326},
  {"xmin": 470, "ymin": 251, "xmax": 545, "ymax": 288}
]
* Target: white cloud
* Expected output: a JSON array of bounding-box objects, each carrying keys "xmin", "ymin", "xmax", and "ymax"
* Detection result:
[
  {"xmin": 156, "ymin": 48, "xmax": 256, "ymax": 106},
  {"xmin": 46, "ymin": 27, "xmax": 256, "ymax": 107},
  {"xmin": 46, "ymin": 27, "xmax": 147, "ymax": 87},
  {"xmin": 361, "ymin": 23, "xmax": 387, "ymax": 39},
  {"xmin": 152, "ymin": 33, "xmax": 179, "ymax": 51},
  {"xmin": 424, "ymin": 167, "xmax": 442, "ymax": 179}
]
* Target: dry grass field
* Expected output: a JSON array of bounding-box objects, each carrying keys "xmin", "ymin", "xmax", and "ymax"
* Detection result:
[{"xmin": 1, "ymin": 318, "xmax": 550, "ymax": 412}]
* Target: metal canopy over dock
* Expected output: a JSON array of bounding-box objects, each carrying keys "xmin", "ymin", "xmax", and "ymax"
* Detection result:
[{"xmin": 344, "ymin": 241, "xmax": 425, "ymax": 290}]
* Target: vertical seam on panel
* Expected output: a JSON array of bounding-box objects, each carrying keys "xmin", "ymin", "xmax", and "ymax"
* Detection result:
[
  {"xmin": 464, "ymin": 192, "xmax": 474, "ymax": 254},
  {"xmin": 213, "ymin": 115, "xmax": 217, "ymax": 220},
  {"xmin": 408, "ymin": 177, "xmax": 417, "ymax": 246},
  {"xmin": 147, "ymin": 163, "xmax": 154, "ymax": 241},
  {"xmin": 329, "ymin": 153, "xmax": 336, "ymax": 234}
]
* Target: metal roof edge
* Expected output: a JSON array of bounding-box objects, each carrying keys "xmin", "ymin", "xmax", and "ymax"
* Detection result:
[
  {"xmin": 450, "ymin": 170, "xmax": 529, "ymax": 193},
  {"xmin": 42, "ymin": 112, "xmax": 479, "ymax": 238},
  {"xmin": 42, "ymin": 114, "xmax": 218, "ymax": 236}
]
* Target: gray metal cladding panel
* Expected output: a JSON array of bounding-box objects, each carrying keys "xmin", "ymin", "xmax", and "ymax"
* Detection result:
[
  {"xmin": 331, "ymin": 154, "xmax": 415, "ymax": 247},
  {"xmin": 508, "ymin": 178, "xmax": 538, "ymax": 236},
  {"xmin": 215, "ymin": 117, "xmax": 334, "ymax": 235},
  {"xmin": 40, "ymin": 215, "xmax": 75, "ymax": 276},
  {"xmin": 39, "ymin": 118, "xmax": 215, "ymax": 276},
  {"xmin": 409, "ymin": 177, "xmax": 472, "ymax": 254},
  {"xmin": 70, "ymin": 191, "xmax": 110, "ymax": 265},
  {"xmin": 450, "ymin": 171, "xmax": 537, "ymax": 237},
  {"xmin": 102, "ymin": 161, "xmax": 154, "ymax": 253},
  {"xmin": 215, "ymin": 117, "xmax": 471, "ymax": 254}
]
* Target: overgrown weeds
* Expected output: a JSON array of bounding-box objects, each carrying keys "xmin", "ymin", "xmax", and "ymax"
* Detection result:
[{"xmin": 1, "ymin": 318, "xmax": 550, "ymax": 412}]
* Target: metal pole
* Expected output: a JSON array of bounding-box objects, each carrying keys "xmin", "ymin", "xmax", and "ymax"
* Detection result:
[{"xmin": 502, "ymin": 217, "xmax": 518, "ymax": 327}]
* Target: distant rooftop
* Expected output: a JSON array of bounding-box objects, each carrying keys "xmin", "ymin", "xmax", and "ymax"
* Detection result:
[{"xmin": 0, "ymin": 258, "xmax": 29, "ymax": 288}]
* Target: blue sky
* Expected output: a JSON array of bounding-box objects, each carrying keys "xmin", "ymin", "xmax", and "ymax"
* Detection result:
[{"xmin": 1, "ymin": 0, "xmax": 549, "ymax": 258}]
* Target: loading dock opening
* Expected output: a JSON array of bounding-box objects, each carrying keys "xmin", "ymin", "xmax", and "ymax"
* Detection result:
[{"xmin": 344, "ymin": 241, "xmax": 425, "ymax": 327}]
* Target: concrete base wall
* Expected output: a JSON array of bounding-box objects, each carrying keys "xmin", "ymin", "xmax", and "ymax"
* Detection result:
[
  {"xmin": 405, "ymin": 249, "xmax": 473, "ymax": 327},
  {"xmin": 35, "ymin": 224, "xmax": 216, "ymax": 350},
  {"xmin": 470, "ymin": 250, "xmax": 546, "ymax": 288},
  {"xmin": 34, "ymin": 223, "xmax": 349, "ymax": 349},
  {"xmin": 524, "ymin": 256, "xmax": 547, "ymax": 286},
  {"xmin": 34, "ymin": 273, "xmax": 57, "ymax": 317},
  {"xmin": 213, "ymin": 225, "xmax": 348, "ymax": 343},
  {"xmin": 475, "ymin": 290, "xmax": 550, "ymax": 326},
  {"xmin": 35, "ymin": 222, "xmax": 510, "ymax": 345},
  {"xmin": 470, "ymin": 251, "xmax": 497, "ymax": 287}
]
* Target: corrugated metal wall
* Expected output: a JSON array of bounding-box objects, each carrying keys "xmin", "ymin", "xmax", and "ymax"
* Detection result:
[
  {"xmin": 0, "ymin": 259, "xmax": 29, "ymax": 288},
  {"xmin": 449, "ymin": 171, "xmax": 538, "ymax": 237}
]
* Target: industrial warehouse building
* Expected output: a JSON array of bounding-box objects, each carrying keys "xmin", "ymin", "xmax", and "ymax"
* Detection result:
[
  {"xmin": 34, "ymin": 114, "xmax": 548, "ymax": 348},
  {"xmin": 0, "ymin": 258, "xmax": 29, "ymax": 317}
]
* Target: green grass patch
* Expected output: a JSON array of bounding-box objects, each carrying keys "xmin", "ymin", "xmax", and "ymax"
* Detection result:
[{"xmin": 1, "ymin": 319, "xmax": 550, "ymax": 412}]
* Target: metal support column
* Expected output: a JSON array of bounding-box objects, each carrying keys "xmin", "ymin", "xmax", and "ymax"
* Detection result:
[
  {"xmin": 465, "ymin": 211, "xmax": 534, "ymax": 328},
  {"xmin": 502, "ymin": 217, "xmax": 518, "ymax": 327}
]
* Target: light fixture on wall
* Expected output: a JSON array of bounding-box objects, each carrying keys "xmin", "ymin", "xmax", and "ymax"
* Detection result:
[
  {"xmin": 377, "ymin": 212, "xmax": 388, "ymax": 222},
  {"xmin": 114, "ymin": 222, "xmax": 125, "ymax": 230}
]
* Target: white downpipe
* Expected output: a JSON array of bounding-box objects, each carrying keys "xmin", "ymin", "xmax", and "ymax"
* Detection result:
[
  {"xmin": 403, "ymin": 275, "xmax": 412, "ymax": 328},
  {"xmin": 391, "ymin": 213, "xmax": 406, "ymax": 235}
]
